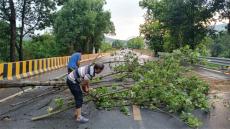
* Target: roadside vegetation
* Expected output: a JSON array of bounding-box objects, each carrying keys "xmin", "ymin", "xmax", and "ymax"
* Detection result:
[
  {"xmin": 139, "ymin": 0, "xmax": 230, "ymax": 58},
  {"xmin": 1, "ymin": 0, "xmax": 230, "ymax": 62},
  {"xmin": 0, "ymin": 0, "xmax": 114, "ymax": 62}
]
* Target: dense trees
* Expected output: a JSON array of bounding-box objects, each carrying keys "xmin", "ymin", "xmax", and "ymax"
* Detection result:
[
  {"xmin": 0, "ymin": 0, "xmax": 60, "ymax": 61},
  {"xmin": 23, "ymin": 34, "xmax": 60, "ymax": 59},
  {"xmin": 100, "ymin": 42, "xmax": 112, "ymax": 52},
  {"xmin": 0, "ymin": 0, "xmax": 114, "ymax": 61},
  {"xmin": 112, "ymin": 40, "xmax": 125, "ymax": 49},
  {"xmin": 0, "ymin": 0, "xmax": 230, "ymax": 62},
  {"xmin": 54, "ymin": 0, "xmax": 114, "ymax": 54},
  {"xmin": 127, "ymin": 37, "xmax": 144, "ymax": 49},
  {"xmin": 139, "ymin": 0, "xmax": 223, "ymax": 53},
  {"xmin": 208, "ymin": 32, "xmax": 230, "ymax": 58},
  {"xmin": 0, "ymin": 21, "xmax": 10, "ymax": 62},
  {"xmin": 218, "ymin": 0, "xmax": 230, "ymax": 33}
]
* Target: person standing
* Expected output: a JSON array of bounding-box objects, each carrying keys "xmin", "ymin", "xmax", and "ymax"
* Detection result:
[
  {"xmin": 67, "ymin": 51, "xmax": 82, "ymax": 74},
  {"xmin": 66, "ymin": 63, "xmax": 105, "ymax": 123}
]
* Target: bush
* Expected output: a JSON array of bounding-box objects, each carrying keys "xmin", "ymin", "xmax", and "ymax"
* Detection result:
[
  {"xmin": 100, "ymin": 42, "xmax": 112, "ymax": 52},
  {"xmin": 23, "ymin": 34, "xmax": 60, "ymax": 59},
  {"xmin": 127, "ymin": 37, "xmax": 144, "ymax": 49}
]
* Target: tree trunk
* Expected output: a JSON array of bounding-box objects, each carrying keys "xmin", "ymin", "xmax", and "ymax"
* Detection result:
[
  {"xmin": 95, "ymin": 47, "xmax": 99, "ymax": 53},
  {"xmin": 228, "ymin": 17, "xmax": 230, "ymax": 34},
  {"xmin": 191, "ymin": 2, "xmax": 195, "ymax": 50},
  {"xmin": 86, "ymin": 38, "xmax": 91, "ymax": 54},
  {"xmin": 9, "ymin": 0, "xmax": 16, "ymax": 62},
  {"xmin": 18, "ymin": 0, "xmax": 27, "ymax": 61}
]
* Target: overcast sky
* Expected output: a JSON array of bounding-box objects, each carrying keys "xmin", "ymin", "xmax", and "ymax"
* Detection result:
[{"xmin": 104, "ymin": 0, "xmax": 145, "ymax": 40}]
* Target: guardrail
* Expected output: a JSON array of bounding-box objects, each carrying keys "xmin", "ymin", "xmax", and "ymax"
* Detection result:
[
  {"xmin": 0, "ymin": 53, "xmax": 109, "ymax": 81},
  {"xmin": 199, "ymin": 56, "xmax": 230, "ymax": 67},
  {"xmin": 158, "ymin": 52, "xmax": 230, "ymax": 72}
]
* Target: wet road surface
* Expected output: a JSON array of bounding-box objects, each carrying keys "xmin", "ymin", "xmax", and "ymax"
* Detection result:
[{"xmin": 0, "ymin": 52, "xmax": 230, "ymax": 129}]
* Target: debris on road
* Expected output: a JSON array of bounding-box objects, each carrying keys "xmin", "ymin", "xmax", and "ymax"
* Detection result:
[{"xmin": 29, "ymin": 47, "xmax": 211, "ymax": 128}]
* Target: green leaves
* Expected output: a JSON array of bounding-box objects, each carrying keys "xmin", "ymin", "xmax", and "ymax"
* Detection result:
[
  {"xmin": 0, "ymin": 21, "xmax": 10, "ymax": 61},
  {"xmin": 54, "ymin": 0, "xmax": 114, "ymax": 54},
  {"xmin": 112, "ymin": 40, "xmax": 125, "ymax": 49},
  {"xmin": 112, "ymin": 48, "xmax": 209, "ymax": 127},
  {"xmin": 120, "ymin": 106, "xmax": 130, "ymax": 116},
  {"xmin": 100, "ymin": 42, "xmax": 112, "ymax": 52},
  {"xmin": 23, "ymin": 34, "xmax": 59, "ymax": 59},
  {"xmin": 127, "ymin": 37, "xmax": 145, "ymax": 49},
  {"xmin": 140, "ymin": 0, "xmax": 221, "ymax": 52},
  {"xmin": 54, "ymin": 97, "xmax": 64, "ymax": 108},
  {"xmin": 89, "ymin": 48, "xmax": 209, "ymax": 128},
  {"xmin": 180, "ymin": 112, "xmax": 202, "ymax": 128}
]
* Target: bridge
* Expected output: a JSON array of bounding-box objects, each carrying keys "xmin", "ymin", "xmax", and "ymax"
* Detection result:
[{"xmin": 0, "ymin": 50, "xmax": 229, "ymax": 129}]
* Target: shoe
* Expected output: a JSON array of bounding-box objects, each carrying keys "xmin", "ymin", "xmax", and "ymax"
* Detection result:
[{"xmin": 76, "ymin": 115, "xmax": 89, "ymax": 123}]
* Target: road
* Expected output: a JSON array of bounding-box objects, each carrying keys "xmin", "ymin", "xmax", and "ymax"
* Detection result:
[{"xmin": 0, "ymin": 50, "xmax": 230, "ymax": 129}]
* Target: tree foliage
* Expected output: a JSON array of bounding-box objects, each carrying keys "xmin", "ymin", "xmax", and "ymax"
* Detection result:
[
  {"xmin": 54, "ymin": 0, "xmax": 115, "ymax": 54},
  {"xmin": 91, "ymin": 47, "xmax": 209, "ymax": 128},
  {"xmin": 0, "ymin": 20, "xmax": 10, "ymax": 62},
  {"xmin": 217, "ymin": 0, "xmax": 230, "ymax": 33},
  {"xmin": 0, "ymin": 0, "xmax": 60, "ymax": 61},
  {"xmin": 112, "ymin": 40, "xmax": 125, "ymax": 49},
  {"xmin": 209, "ymin": 32, "xmax": 230, "ymax": 58},
  {"xmin": 127, "ymin": 37, "xmax": 144, "ymax": 49},
  {"xmin": 100, "ymin": 42, "xmax": 112, "ymax": 52},
  {"xmin": 23, "ymin": 34, "xmax": 59, "ymax": 59},
  {"xmin": 140, "ymin": 20, "xmax": 164, "ymax": 53},
  {"xmin": 140, "ymin": 0, "xmax": 222, "ymax": 53},
  {"xmin": 31, "ymin": 47, "xmax": 209, "ymax": 128}
]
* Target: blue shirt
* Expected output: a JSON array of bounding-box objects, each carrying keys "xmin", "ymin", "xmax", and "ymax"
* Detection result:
[{"xmin": 67, "ymin": 53, "xmax": 81, "ymax": 69}]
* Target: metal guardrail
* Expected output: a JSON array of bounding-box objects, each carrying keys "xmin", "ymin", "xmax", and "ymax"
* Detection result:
[
  {"xmin": 158, "ymin": 52, "xmax": 230, "ymax": 73},
  {"xmin": 200, "ymin": 56, "xmax": 230, "ymax": 66},
  {"xmin": 158, "ymin": 52, "xmax": 230, "ymax": 66}
]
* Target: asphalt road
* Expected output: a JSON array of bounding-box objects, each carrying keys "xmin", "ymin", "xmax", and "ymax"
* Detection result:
[{"xmin": 0, "ymin": 51, "xmax": 230, "ymax": 129}]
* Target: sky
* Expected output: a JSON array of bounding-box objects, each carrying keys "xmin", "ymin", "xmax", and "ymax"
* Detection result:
[
  {"xmin": 36, "ymin": 0, "xmax": 227, "ymax": 40},
  {"xmin": 104, "ymin": 0, "xmax": 145, "ymax": 40}
]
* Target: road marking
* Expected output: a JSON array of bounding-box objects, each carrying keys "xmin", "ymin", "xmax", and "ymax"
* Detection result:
[
  {"xmin": 132, "ymin": 105, "xmax": 142, "ymax": 121},
  {"xmin": 0, "ymin": 87, "xmax": 37, "ymax": 103}
]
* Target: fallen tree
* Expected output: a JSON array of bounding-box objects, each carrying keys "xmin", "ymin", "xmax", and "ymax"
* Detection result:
[
  {"xmin": 0, "ymin": 81, "xmax": 66, "ymax": 88},
  {"xmin": 30, "ymin": 46, "xmax": 209, "ymax": 128}
]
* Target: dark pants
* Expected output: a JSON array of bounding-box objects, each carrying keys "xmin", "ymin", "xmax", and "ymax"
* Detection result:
[{"xmin": 66, "ymin": 78, "xmax": 83, "ymax": 109}]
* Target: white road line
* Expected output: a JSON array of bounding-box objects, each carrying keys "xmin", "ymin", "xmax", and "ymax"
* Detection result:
[{"xmin": 0, "ymin": 87, "xmax": 40, "ymax": 103}]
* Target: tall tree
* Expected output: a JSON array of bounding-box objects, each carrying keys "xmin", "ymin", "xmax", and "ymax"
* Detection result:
[
  {"xmin": 0, "ymin": 0, "xmax": 60, "ymax": 61},
  {"xmin": 54, "ymin": 0, "xmax": 114, "ymax": 54},
  {"xmin": 140, "ymin": 0, "xmax": 221, "ymax": 52},
  {"xmin": 218, "ymin": 0, "xmax": 230, "ymax": 33},
  {"xmin": 0, "ymin": 0, "xmax": 16, "ymax": 61},
  {"xmin": 0, "ymin": 20, "xmax": 10, "ymax": 61},
  {"xmin": 140, "ymin": 20, "xmax": 165, "ymax": 53}
]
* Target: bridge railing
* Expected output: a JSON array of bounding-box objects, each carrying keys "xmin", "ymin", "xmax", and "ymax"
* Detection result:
[{"xmin": 0, "ymin": 53, "xmax": 108, "ymax": 81}]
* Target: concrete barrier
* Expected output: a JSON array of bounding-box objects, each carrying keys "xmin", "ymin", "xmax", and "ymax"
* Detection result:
[{"xmin": 0, "ymin": 53, "xmax": 108, "ymax": 81}]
